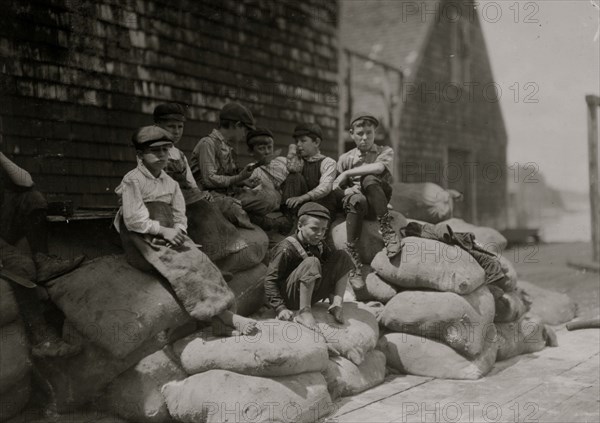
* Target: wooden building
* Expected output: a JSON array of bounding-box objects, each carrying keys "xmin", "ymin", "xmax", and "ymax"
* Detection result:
[{"xmin": 340, "ymin": 0, "xmax": 508, "ymax": 228}]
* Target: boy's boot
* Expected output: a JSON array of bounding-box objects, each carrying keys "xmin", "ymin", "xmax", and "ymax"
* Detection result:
[
  {"xmin": 378, "ymin": 212, "xmax": 402, "ymax": 258},
  {"xmin": 345, "ymin": 241, "xmax": 366, "ymax": 292},
  {"xmin": 34, "ymin": 253, "xmax": 86, "ymax": 284}
]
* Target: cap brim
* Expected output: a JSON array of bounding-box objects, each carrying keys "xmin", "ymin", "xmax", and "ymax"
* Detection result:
[
  {"xmin": 144, "ymin": 140, "xmax": 174, "ymax": 148},
  {"xmin": 301, "ymin": 211, "xmax": 330, "ymax": 220}
]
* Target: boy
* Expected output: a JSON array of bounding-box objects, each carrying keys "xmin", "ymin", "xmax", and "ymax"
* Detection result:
[
  {"xmin": 153, "ymin": 102, "xmax": 252, "ymax": 230},
  {"xmin": 115, "ymin": 125, "xmax": 256, "ymax": 336},
  {"xmin": 0, "ymin": 151, "xmax": 85, "ymax": 283},
  {"xmin": 264, "ymin": 202, "xmax": 354, "ymax": 330},
  {"xmin": 281, "ymin": 123, "xmax": 339, "ymax": 220},
  {"xmin": 190, "ymin": 102, "xmax": 266, "ymax": 224},
  {"xmin": 334, "ymin": 112, "xmax": 401, "ymax": 289}
]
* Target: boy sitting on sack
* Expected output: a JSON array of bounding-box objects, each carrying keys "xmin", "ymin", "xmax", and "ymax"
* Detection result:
[{"xmin": 264, "ymin": 202, "xmax": 353, "ymax": 331}]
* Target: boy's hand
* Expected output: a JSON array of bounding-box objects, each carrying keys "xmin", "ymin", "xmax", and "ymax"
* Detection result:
[
  {"xmin": 160, "ymin": 227, "xmax": 185, "ymax": 247},
  {"xmin": 238, "ymin": 164, "xmax": 255, "ymax": 181},
  {"xmin": 277, "ymin": 309, "xmax": 294, "ymax": 321},
  {"xmin": 333, "ymin": 172, "xmax": 348, "ymax": 191},
  {"xmin": 286, "ymin": 195, "xmax": 309, "ymax": 209}
]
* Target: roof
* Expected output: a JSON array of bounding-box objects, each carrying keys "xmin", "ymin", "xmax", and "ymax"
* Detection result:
[{"xmin": 340, "ymin": 0, "xmax": 440, "ymax": 78}]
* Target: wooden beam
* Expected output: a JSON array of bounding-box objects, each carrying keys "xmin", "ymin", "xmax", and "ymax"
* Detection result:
[{"xmin": 586, "ymin": 94, "xmax": 599, "ymax": 262}]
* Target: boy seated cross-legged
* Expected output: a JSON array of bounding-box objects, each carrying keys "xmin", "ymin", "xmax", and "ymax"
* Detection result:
[
  {"xmin": 333, "ymin": 112, "xmax": 402, "ymax": 291},
  {"xmin": 264, "ymin": 202, "xmax": 354, "ymax": 332}
]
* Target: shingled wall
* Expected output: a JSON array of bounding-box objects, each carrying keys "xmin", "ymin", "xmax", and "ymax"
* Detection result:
[{"xmin": 0, "ymin": 0, "xmax": 339, "ymax": 208}]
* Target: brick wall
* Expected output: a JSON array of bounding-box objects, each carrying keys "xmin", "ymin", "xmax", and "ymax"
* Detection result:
[{"xmin": 0, "ymin": 0, "xmax": 339, "ymax": 208}]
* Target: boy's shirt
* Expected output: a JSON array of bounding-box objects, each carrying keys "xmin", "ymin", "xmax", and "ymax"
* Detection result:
[
  {"xmin": 296, "ymin": 153, "xmax": 337, "ymax": 200},
  {"xmin": 190, "ymin": 129, "xmax": 238, "ymax": 190},
  {"xmin": 114, "ymin": 158, "xmax": 187, "ymax": 235},
  {"xmin": 337, "ymin": 144, "xmax": 394, "ymax": 188},
  {"xmin": 264, "ymin": 234, "xmax": 331, "ymax": 312},
  {"xmin": 250, "ymin": 156, "xmax": 288, "ymax": 191}
]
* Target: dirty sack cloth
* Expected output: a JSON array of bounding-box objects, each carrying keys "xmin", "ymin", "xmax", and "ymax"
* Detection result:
[
  {"xmin": 402, "ymin": 221, "xmax": 505, "ymax": 286},
  {"xmin": 186, "ymin": 198, "xmax": 248, "ymax": 262},
  {"xmin": 120, "ymin": 201, "xmax": 234, "ymax": 321}
]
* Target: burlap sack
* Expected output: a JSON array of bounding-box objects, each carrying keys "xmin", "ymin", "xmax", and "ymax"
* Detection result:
[
  {"xmin": 494, "ymin": 289, "xmax": 530, "ymax": 323},
  {"xmin": 98, "ymin": 349, "xmax": 187, "ymax": 423},
  {"xmin": 439, "ymin": 218, "xmax": 507, "ymax": 254},
  {"xmin": 0, "ymin": 279, "xmax": 19, "ymax": 327},
  {"xmin": 0, "ymin": 374, "xmax": 31, "ymax": 423},
  {"xmin": 353, "ymin": 265, "xmax": 398, "ymax": 304},
  {"xmin": 228, "ymin": 264, "xmax": 267, "ymax": 317},
  {"xmin": 35, "ymin": 320, "xmax": 195, "ymax": 412},
  {"xmin": 389, "ymin": 182, "xmax": 455, "ymax": 223},
  {"xmin": 379, "ymin": 286, "xmax": 495, "ymax": 357},
  {"xmin": 371, "ymin": 237, "xmax": 486, "ymax": 295},
  {"xmin": 186, "ymin": 199, "xmax": 248, "ymax": 262},
  {"xmin": 173, "ymin": 320, "xmax": 328, "ymax": 377},
  {"xmin": 518, "ymin": 281, "xmax": 577, "ymax": 325},
  {"xmin": 47, "ymin": 255, "xmax": 192, "ymax": 359},
  {"xmin": 323, "ymin": 349, "xmax": 386, "ymax": 399},
  {"xmin": 493, "ymin": 255, "xmax": 518, "ymax": 292},
  {"xmin": 216, "ymin": 226, "xmax": 269, "ymax": 273},
  {"xmin": 329, "ymin": 211, "xmax": 407, "ymax": 264},
  {"xmin": 0, "ymin": 321, "xmax": 30, "ymax": 393},
  {"xmin": 162, "ymin": 370, "xmax": 333, "ymax": 423},
  {"xmin": 495, "ymin": 314, "xmax": 549, "ymax": 361},
  {"xmin": 313, "ymin": 302, "xmax": 379, "ymax": 366},
  {"xmin": 378, "ymin": 326, "xmax": 498, "ymax": 380}
]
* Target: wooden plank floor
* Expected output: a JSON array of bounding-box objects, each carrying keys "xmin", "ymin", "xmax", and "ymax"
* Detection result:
[{"xmin": 327, "ymin": 328, "xmax": 599, "ymax": 423}]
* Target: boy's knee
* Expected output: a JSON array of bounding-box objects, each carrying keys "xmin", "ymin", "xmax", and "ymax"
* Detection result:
[
  {"xmin": 343, "ymin": 193, "xmax": 368, "ymax": 216},
  {"xmin": 361, "ymin": 175, "xmax": 382, "ymax": 189}
]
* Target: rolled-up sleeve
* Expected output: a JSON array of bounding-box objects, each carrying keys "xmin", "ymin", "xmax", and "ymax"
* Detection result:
[
  {"xmin": 376, "ymin": 146, "xmax": 394, "ymax": 176},
  {"xmin": 120, "ymin": 179, "xmax": 160, "ymax": 235},
  {"xmin": 192, "ymin": 140, "xmax": 237, "ymax": 189},
  {"xmin": 306, "ymin": 157, "xmax": 336, "ymax": 200}
]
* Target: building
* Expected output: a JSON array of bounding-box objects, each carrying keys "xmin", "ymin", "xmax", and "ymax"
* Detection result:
[
  {"xmin": 340, "ymin": 0, "xmax": 508, "ymax": 228},
  {"xmin": 0, "ymin": 0, "xmax": 339, "ymax": 209}
]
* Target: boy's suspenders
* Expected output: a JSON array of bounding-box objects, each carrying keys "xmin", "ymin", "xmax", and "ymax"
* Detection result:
[{"xmin": 285, "ymin": 236, "xmax": 309, "ymax": 260}]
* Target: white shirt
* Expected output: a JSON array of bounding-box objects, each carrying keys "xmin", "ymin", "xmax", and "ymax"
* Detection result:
[{"xmin": 114, "ymin": 159, "xmax": 187, "ymax": 235}]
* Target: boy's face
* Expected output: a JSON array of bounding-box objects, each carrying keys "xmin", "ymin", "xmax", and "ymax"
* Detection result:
[
  {"xmin": 157, "ymin": 120, "xmax": 184, "ymax": 144},
  {"xmin": 350, "ymin": 121, "xmax": 376, "ymax": 152},
  {"xmin": 250, "ymin": 137, "xmax": 274, "ymax": 160},
  {"xmin": 295, "ymin": 136, "xmax": 319, "ymax": 158},
  {"xmin": 298, "ymin": 215, "xmax": 328, "ymax": 245},
  {"xmin": 139, "ymin": 144, "xmax": 172, "ymax": 173}
]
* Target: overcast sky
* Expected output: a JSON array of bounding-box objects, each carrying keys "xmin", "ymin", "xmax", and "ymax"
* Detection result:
[{"xmin": 479, "ymin": 0, "xmax": 599, "ymax": 193}]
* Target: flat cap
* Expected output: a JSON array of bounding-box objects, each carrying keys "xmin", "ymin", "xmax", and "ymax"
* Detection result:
[
  {"xmin": 350, "ymin": 112, "xmax": 379, "ymax": 128},
  {"xmin": 153, "ymin": 103, "xmax": 186, "ymax": 122},
  {"xmin": 247, "ymin": 127, "xmax": 274, "ymax": 146},
  {"xmin": 220, "ymin": 102, "xmax": 256, "ymax": 130},
  {"xmin": 293, "ymin": 122, "xmax": 323, "ymax": 140},
  {"xmin": 131, "ymin": 126, "xmax": 174, "ymax": 149},
  {"xmin": 298, "ymin": 202, "xmax": 330, "ymax": 220}
]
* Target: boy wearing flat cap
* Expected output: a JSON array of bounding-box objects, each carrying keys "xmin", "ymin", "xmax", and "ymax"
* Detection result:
[
  {"xmin": 264, "ymin": 202, "xmax": 354, "ymax": 331},
  {"xmin": 115, "ymin": 126, "xmax": 257, "ymax": 336},
  {"xmin": 281, "ymin": 122, "xmax": 339, "ymax": 221},
  {"xmin": 334, "ymin": 112, "xmax": 402, "ymax": 289}
]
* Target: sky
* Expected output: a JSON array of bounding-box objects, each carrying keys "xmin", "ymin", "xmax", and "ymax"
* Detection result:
[{"xmin": 478, "ymin": 0, "xmax": 600, "ymax": 193}]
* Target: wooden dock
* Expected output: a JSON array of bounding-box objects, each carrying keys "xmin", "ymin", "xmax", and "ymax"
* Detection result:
[{"xmin": 328, "ymin": 327, "xmax": 599, "ymax": 422}]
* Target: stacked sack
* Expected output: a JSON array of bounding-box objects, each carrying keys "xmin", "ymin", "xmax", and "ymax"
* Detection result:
[
  {"xmin": 42, "ymin": 225, "xmax": 270, "ymax": 415},
  {"xmin": 162, "ymin": 320, "xmax": 333, "ymax": 423},
  {"xmin": 0, "ymin": 279, "xmax": 32, "ymax": 422},
  {"xmin": 0, "ymin": 240, "xmax": 33, "ymax": 422},
  {"xmin": 330, "ymin": 211, "xmax": 407, "ymax": 303},
  {"xmin": 373, "ymin": 237, "xmax": 499, "ymax": 379},
  {"xmin": 389, "ymin": 182, "xmax": 462, "ymax": 223}
]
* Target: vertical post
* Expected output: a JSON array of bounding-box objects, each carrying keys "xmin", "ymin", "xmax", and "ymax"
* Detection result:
[{"xmin": 586, "ymin": 95, "xmax": 600, "ymax": 262}]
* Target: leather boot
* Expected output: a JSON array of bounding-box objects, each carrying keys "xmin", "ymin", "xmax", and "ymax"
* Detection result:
[
  {"xmin": 345, "ymin": 241, "xmax": 365, "ymax": 291},
  {"xmin": 378, "ymin": 212, "xmax": 401, "ymax": 258},
  {"xmin": 34, "ymin": 253, "xmax": 86, "ymax": 284}
]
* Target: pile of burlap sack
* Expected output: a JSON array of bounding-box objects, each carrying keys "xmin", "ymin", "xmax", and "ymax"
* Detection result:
[
  {"xmin": 1, "ymin": 183, "xmax": 578, "ymax": 422},
  {"xmin": 0, "ymin": 241, "xmax": 33, "ymax": 422}
]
